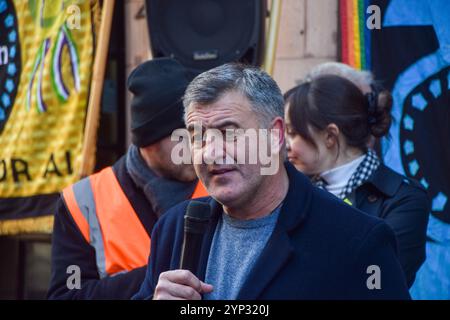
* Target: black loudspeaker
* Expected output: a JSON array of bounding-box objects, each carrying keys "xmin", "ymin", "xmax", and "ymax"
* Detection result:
[{"xmin": 145, "ymin": 0, "xmax": 266, "ymax": 75}]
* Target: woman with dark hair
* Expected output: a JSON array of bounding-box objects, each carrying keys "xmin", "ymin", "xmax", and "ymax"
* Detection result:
[{"xmin": 284, "ymin": 74, "xmax": 429, "ymax": 288}]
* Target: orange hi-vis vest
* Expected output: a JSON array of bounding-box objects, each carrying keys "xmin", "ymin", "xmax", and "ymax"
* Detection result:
[{"xmin": 62, "ymin": 166, "xmax": 208, "ymax": 278}]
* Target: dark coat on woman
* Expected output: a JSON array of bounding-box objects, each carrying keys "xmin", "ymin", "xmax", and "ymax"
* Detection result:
[{"xmin": 351, "ymin": 164, "xmax": 430, "ymax": 287}]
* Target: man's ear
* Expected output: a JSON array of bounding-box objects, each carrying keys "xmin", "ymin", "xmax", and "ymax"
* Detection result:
[
  {"xmin": 270, "ymin": 117, "xmax": 285, "ymax": 149},
  {"xmin": 324, "ymin": 123, "xmax": 339, "ymax": 149}
]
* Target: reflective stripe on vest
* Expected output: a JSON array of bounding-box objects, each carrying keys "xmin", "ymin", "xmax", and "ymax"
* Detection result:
[
  {"xmin": 62, "ymin": 167, "xmax": 208, "ymax": 278},
  {"xmin": 63, "ymin": 167, "xmax": 150, "ymax": 278}
]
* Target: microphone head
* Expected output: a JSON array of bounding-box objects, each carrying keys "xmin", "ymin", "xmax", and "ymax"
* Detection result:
[
  {"xmin": 184, "ymin": 201, "xmax": 212, "ymax": 234},
  {"xmin": 186, "ymin": 200, "xmax": 212, "ymax": 221}
]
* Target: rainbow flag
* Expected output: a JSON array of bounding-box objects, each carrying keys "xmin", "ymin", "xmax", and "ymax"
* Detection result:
[{"xmin": 340, "ymin": 0, "xmax": 372, "ymax": 70}]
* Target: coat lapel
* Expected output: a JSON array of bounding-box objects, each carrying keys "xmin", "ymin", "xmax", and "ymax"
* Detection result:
[{"xmin": 354, "ymin": 164, "xmax": 402, "ymax": 218}]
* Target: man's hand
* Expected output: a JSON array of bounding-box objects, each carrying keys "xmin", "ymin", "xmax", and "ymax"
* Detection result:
[{"xmin": 153, "ymin": 270, "xmax": 214, "ymax": 300}]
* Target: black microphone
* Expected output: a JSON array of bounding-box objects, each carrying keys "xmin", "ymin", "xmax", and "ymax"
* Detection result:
[{"xmin": 179, "ymin": 201, "xmax": 212, "ymax": 275}]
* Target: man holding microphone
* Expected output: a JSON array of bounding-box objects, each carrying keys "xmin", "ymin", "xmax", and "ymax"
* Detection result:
[{"xmin": 133, "ymin": 63, "xmax": 410, "ymax": 300}]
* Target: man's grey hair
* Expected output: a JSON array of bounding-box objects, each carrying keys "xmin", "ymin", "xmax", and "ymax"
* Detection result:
[
  {"xmin": 306, "ymin": 62, "xmax": 374, "ymax": 94},
  {"xmin": 183, "ymin": 63, "xmax": 284, "ymax": 127}
]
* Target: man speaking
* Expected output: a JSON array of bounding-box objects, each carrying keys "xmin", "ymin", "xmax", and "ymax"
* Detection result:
[{"xmin": 133, "ymin": 63, "xmax": 410, "ymax": 300}]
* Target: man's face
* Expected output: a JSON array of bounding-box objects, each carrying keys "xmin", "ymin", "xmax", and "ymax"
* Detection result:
[
  {"xmin": 141, "ymin": 136, "xmax": 198, "ymax": 182},
  {"xmin": 186, "ymin": 90, "xmax": 269, "ymax": 208},
  {"xmin": 159, "ymin": 136, "xmax": 198, "ymax": 182}
]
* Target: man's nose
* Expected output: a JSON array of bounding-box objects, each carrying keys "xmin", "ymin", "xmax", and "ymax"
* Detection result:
[
  {"xmin": 203, "ymin": 135, "xmax": 226, "ymax": 164},
  {"xmin": 285, "ymin": 136, "xmax": 292, "ymax": 152}
]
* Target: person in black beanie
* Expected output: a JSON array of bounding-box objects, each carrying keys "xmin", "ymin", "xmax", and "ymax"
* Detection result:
[{"xmin": 47, "ymin": 58, "xmax": 207, "ymax": 300}]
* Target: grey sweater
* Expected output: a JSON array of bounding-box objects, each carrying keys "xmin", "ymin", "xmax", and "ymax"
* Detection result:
[{"xmin": 203, "ymin": 206, "xmax": 281, "ymax": 300}]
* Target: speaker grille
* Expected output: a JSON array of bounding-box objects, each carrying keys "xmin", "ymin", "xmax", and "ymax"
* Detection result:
[{"xmin": 146, "ymin": 0, "xmax": 265, "ymax": 74}]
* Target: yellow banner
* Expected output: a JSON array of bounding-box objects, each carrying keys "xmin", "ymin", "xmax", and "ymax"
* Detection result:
[{"xmin": 0, "ymin": 0, "xmax": 99, "ymax": 198}]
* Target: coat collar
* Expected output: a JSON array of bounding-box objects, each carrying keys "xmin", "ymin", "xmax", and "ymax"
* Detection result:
[
  {"xmin": 363, "ymin": 164, "xmax": 402, "ymax": 197},
  {"xmin": 196, "ymin": 162, "xmax": 314, "ymax": 299},
  {"xmin": 278, "ymin": 161, "xmax": 314, "ymax": 231}
]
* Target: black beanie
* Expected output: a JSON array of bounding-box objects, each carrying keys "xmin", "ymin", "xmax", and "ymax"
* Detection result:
[{"xmin": 127, "ymin": 58, "xmax": 189, "ymax": 147}]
